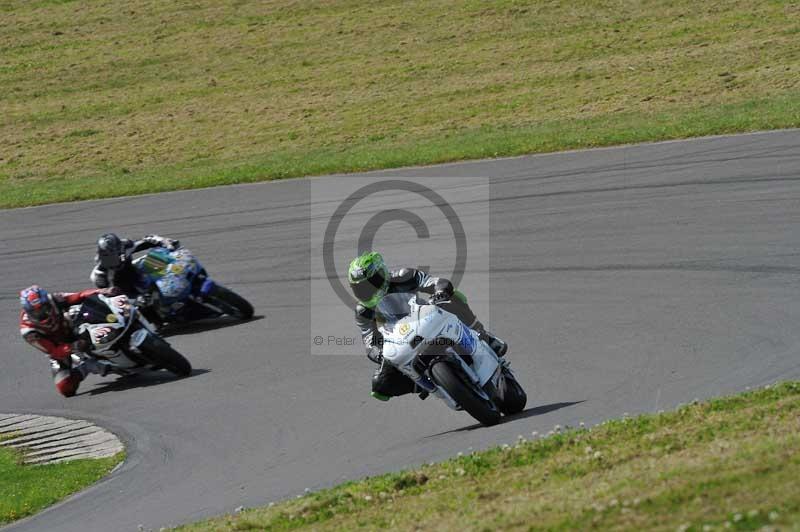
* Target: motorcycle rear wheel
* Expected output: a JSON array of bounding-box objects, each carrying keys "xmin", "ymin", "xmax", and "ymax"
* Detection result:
[
  {"xmin": 207, "ymin": 285, "xmax": 254, "ymax": 320},
  {"xmin": 498, "ymin": 368, "xmax": 527, "ymax": 415},
  {"xmin": 431, "ymin": 362, "xmax": 501, "ymax": 426}
]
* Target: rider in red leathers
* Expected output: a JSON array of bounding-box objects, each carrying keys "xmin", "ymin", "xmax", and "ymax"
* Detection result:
[{"xmin": 19, "ymin": 285, "xmax": 116, "ymax": 397}]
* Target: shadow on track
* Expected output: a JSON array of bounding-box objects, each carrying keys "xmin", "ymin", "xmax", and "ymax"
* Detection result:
[
  {"xmin": 425, "ymin": 400, "xmax": 585, "ymax": 436},
  {"xmin": 504, "ymin": 400, "xmax": 585, "ymax": 422},
  {"xmin": 79, "ymin": 368, "xmax": 211, "ymax": 396},
  {"xmin": 158, "ymin": 315, "xmax": 265, "ymax": 338}
]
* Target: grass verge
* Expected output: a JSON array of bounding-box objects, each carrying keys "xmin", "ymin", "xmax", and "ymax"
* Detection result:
[
  {"xmin": 0, "ymin": 443, "xmax": 123, "ymax": 525},
  {"xmin": 2, "ymin": 0, "xmax": 800, "ymax": 208},
  {"xmin": 179, "ymin": 382, "xmax": 800, "ymax": 531}
]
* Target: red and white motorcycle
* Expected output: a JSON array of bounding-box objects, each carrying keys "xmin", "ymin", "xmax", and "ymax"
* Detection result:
[{"xmin": 69, "ymin": 293, "xmax": 192, "ymax": 377}]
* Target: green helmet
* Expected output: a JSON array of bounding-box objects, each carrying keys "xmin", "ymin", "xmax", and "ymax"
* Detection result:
[{"xmin": 348, "ymin": 251, "xmax": 390, "ymax": 308}]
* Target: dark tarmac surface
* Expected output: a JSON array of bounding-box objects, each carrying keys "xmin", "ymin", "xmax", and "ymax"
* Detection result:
[{"xmin": 2, "ymin": 130, "xmax": 799, "ymax": 531}]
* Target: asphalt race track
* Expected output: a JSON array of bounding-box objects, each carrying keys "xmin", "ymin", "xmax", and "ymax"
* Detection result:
[{"xmin": 2, "ymin": 130, "xmax": 800, "ymax": 531}]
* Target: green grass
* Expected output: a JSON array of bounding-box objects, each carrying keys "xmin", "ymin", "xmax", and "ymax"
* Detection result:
[
  {"xmin": 0, "ymin": 444, "xmax": 123, "ymax": 525},
  {"xmin": 1, "ymin": 0, "xmax": 799, "ymax": 208},
  {"xmin": 179, "ymin": 382, "xmax": 800, "ymax": 531}
]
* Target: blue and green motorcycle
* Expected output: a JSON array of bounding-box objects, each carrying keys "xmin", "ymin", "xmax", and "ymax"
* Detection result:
[{"xmin": 132, "ymin": 247, "xmax": 254, "ymax": 326}]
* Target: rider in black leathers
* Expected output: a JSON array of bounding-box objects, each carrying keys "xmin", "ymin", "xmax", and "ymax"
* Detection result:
[{"xmin": 89, "ymin": 233, "xmax": 179, "ymax": 296}]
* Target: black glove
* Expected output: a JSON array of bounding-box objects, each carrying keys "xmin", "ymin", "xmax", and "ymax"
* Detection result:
[
  {"xmin": 168, "ymin": 239, "xmax": 180, "ymax": 251},
  {"xmin": 431, "ymin": 278, "xmax": 454, "ymax": 305},
  {"xmin": 431, "ymin": 290, "xmax": 451, "ymax": 305},
  {"xmin": 134, "ymin": 293, "xmax": 151, "ymax": 308},
  {"xmin": 366, "ymin": 346, "xmax": 383, "ymax": 364},
  {"xmin": 71, "ymin": 338, "xmax": 90, "ymax": 354}
]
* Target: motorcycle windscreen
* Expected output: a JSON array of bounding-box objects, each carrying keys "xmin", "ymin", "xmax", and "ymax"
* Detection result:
[
  {"xmin": 72, "ymin": 296, "xmax": 115, "ymax": 327},
  {"xmin": 139, "ymin": 248, "xmax": 173, "ymax": 279},
  {"xmin": 375, "ymin": 292, "xmax": 417, "ymax": 326}
]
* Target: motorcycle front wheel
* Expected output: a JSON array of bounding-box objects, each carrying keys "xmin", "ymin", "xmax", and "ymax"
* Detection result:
[
  {"xmin": 431, "ymin": 362, "xmax": 501, "ymax": 426},
  {"xmin": 139, "ymin": 334, "xmax": 192, "ymax": 377}
]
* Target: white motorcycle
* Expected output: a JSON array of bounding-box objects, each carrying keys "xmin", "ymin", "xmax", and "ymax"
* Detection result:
[
  {"xmin": 68, "ymin": 293, "xmax": 192, "ymax": 377},
  {"xmin": 377, "ymin": 292, "xmax": 526, "ymax": 426}
]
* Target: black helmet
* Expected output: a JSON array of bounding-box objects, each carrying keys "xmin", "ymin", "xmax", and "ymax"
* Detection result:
[{"xmin": 97, "ymin": 233, "xmax": 124, "ymax": 270}]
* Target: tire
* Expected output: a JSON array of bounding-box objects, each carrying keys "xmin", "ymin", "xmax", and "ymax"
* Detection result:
[
  {"xmin": 498, "ymin": 368, "xmax": 527, "ymax": 415},
  {"xmin": 139, "ymin": 335, "xmax": 192, "ymax": 377},
  {"xmin": 207, "ymin": 285, "xmax": 254, "ymax": 319},
  {"xmin": 430, "ymin": 361, "xmax": 501, "ymax": 426}
]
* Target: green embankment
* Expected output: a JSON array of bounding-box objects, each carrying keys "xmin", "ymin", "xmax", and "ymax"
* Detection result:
[
  {"xmin": 1, "ymin": 0, "xmax": 799, "ymax": 207},
  {"xmin": 0, "ymin": 443, "xmax": 123, "ymax": 525},
  {"xmin": 180, "ymin": 382, "xmax": 800, "ymax": 531}
]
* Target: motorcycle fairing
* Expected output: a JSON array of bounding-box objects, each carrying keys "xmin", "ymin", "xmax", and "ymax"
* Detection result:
[
  {"xmin": 380, "ymin": 294, "xmax": 501, "ymax": 399},
  {"xmin": 71, "ymin": 295, "xmax": 141, "ymax": 368},
  {"xmin": 135, "ymin": 247, "xmax": 204, "ymax": 306}
]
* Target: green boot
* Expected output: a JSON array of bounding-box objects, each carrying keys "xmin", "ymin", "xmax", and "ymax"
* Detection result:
[{"xmin": 371, "ymin": 391, "xmax": 390, "ymax": 401}]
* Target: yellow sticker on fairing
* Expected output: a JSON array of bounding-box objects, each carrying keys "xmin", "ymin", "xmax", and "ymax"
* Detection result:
[
  {"xmin": 399, "ymin": 323, "xmax": 411, "ymax": 336},
  {"xmin": 169, "ymin": 263, "xmax": 185, "ymax": 275},
  {"xmin": 106, "ymin": 314, "xmax": 117, "ymax": 323}
]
